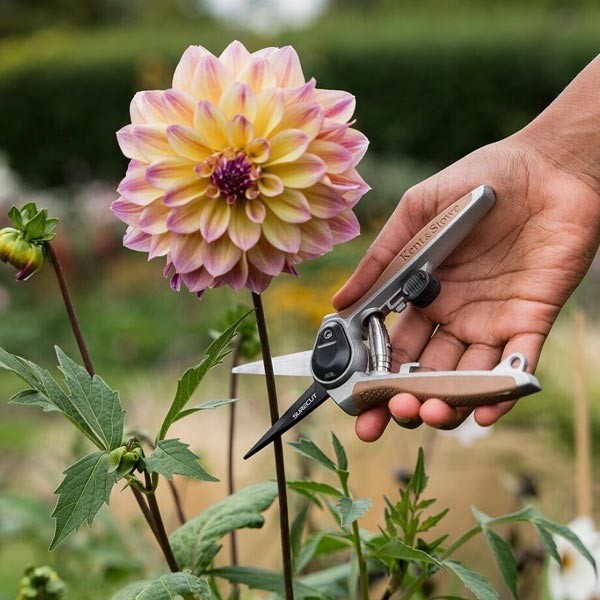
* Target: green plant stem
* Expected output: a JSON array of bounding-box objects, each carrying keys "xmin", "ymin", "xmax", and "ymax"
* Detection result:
[
  {"xmin": 228, "ymin": 337, "xmax": 242, "ymax": 600},
  {"xmin": 251, "ymin": 292, "xmax": 294, "ymax": 600},
  {"xmin": 144, "ymin": 470, "xmax": 180, "ymax": 572},
  {"xmin": 340, "ymin": 477, "xmax": 369, "ymax": 600},
  {"xmin": 47, "ymin": 242, "xmax": 181, "ymax": 572},
  {"xmin": 46, "ymin": 242, "xmax": 95, "ymax": 377}
]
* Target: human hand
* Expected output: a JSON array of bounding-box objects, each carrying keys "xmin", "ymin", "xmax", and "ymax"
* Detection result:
[{"xmin": 333, "ymin": 134, "xmax": 600, "ymax": 440}]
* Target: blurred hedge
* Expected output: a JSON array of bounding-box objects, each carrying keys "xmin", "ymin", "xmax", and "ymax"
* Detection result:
[{"xmin": 0, "ymin": 9, "xmax": 597, "ymax": 186}]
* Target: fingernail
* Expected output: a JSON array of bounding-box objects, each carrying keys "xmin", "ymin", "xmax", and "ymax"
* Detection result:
[{"xmin": 392, "ymin": 416, "xmax": 423, "ymax": 429}]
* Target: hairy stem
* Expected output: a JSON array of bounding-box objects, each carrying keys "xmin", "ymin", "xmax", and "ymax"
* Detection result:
[
  {"xmin": 47, "ymin": 242, "xmax": 180, "ymax": 571},
  {"xmin": 46, "ymin": 243, "xmax": 95, "ymax": 377},
  {"xmin": 251, "ymin": 292, "xmax": 294, "ymax": 600},
  {"xmin": 144, "ymin": 471, "xmax": 180, "ymax": 572},
  {"xmin": 228, "ymin": 337, "xmax": 243, "ymax": 600}
]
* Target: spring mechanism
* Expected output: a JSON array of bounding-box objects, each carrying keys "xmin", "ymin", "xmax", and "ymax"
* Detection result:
[{"xmin": 367, "ymin": 315, "xmax": 392, "ymax": 373}]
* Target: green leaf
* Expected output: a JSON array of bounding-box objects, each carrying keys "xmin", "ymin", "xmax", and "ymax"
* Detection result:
[
  {"xmin": 288, "ymin": 481, "xmax": 343, "ymax": 498},
  {"xmin": 9, "ymin": 388, "xmax": 57, "ymax": 412},
  {"xmin": 158, "ymin": 311, "xmax": 250, "ymax": 440},
  {"xmin": 50, "ymin": 451, "xmax": 116, "ymax": 549},
  {"xmin": 419, "ymin": 508, "xmax": 449, "ymax": 532},
  {"xmin": 336, "ymin": 496, "xmax": 372, "ymax": 528},
  {"xmin": 534, "ymin": 523, "xmax": 562, "ymax": 566},
  {"xmin": 374, "ymin": 538, "xmax": 443, "ymax": 567},
  {"xmin": 210, "ymin": 566, "xmax": 326, "ymax": 599},
  {"xmin": 8, "ymin": 205, "xmax": 23, "ymax": 228},
  {"xmin": 300, "ymin": 562, "xmax": 352, "ymax": 598},
  {"xmin": 145, "ymin": 439, "xmax": 217, "ymax": 482},
  {"xmin": 480, "ymin": 527, "xmax": 518, "ymax": 599},
  {"xmin": 56, "ymin": 347, "xmax": 125, "ymax": 451},
  {"xmin": 409, "ymin": 447, "xmax": 428, "ymax": 497},
  {"xmin": 297, "ymin": 533, "xmax": 353, "ymax": 572},
  {"xmin": 331, "ymin": 432, "xmax": 348, "ymax": 471},
  {"xmin": 445, "ymin": 560, "xmax": 498, "ymax": 600},
  {"xmin": 291, "ymin": 503, "xmax": 310, "ymax": 572},
  {"xmin": 289, "ymin": 438, "xmax": 337, "ymax": 472},
  {"xmin": 111, "ymin": 572, "xmax": 211, "ymax": 599},
  {"xmin": 171, "ymin": 482, "xmax": 277, "ymax": 574}
]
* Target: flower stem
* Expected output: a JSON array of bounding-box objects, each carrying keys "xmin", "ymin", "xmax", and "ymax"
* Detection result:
[
  {"xmin": 46, "ymin": 242, "xmax": 95, "ymax": 377},
  {"xmin": 46, "ymin": 241, "xmax": 180, "ymax": 572},
  {"xmin": 144, "ymin": 471, "xmax": 180, "ymax": 572},
  {"xmin": 251, "ymin": 292, "xmax": 294, "ymax": 600},
  {"xmin": 228, "ymin": 338, "xmax": 243, "ymax": 600}
]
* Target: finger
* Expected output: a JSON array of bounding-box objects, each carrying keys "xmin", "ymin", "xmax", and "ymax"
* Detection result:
[
  {"xmin": 388, "ymin": 305, "xmax": 436, "ymax": 369},
  {"xmin": 355, "ymin": 404, "xmax": 391, "ymax": 442},
  {"xmin": 420, "ymin": 343, "xmax": 501, "ymax": 429},
  {"xmin": 389, "ymin": 393, "xmax": 423, "ymax": 428},
  {"xmin": 474, "ymin": 333, "xmax": 546, "ymax": 426}
]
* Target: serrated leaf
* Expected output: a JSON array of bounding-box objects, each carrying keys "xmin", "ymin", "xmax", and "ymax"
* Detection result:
[
  {"xmin": 171, "ymin": 482, "xmax": 277, "ymax": 574},
  {"xmin": 409, "ymin": 447, "xmax": 428, "ymax": 497},
  {"xmin": 534, "ymin": 523, "xmax": 562, "ymax": 566},
  {"xmin": 111, "ymin": 572, "xmax": 211, "ymax": 599},
  {"xmin": 480, "ymin": 527, "xmax": 518, "ymax": 599},
  {"xmin": 374, "ymin": 538, "xmax": 443, "ymax": 567},
  {"xmin": 288, "ymin": 481, "xmax": 343, "ymax": 498},
  {"xmin": 9, "ymin": 388, "xmax": 57, "ymax": 412},
  {"xmin": 50, "ymin": 451, "xmax": 116, "ymax": 549},
  {"xmin": 336, "ymin": 496, "xmax": 372, "ymax": 528},
  {"xmin": 289, "ymin": 439, "xmax": 337, "ymax": 472},
  {"xmin": 56, "ymin": 347, "xmax": 125, "ymax": 451},
  {"xmin": 445, "ymin": 560, "xmax": 498, "ymax": 600},
  {"xmin": 419, "ymin": 508, "xmax": 449, "ymax": 532},
  {"xmin": 210, "ymin": 566, "xmax": 326, "ymax": 599},
  {"xmin": 331, "ymin": 432, "xmax": 347, "ymax": 471},
  {"xmin": 145, "ymin": 439, "xmax": 217, "ymax": 482},
  {"xmin": 158, "ymin": 312, "xmax": 250, "ymax": 440}
]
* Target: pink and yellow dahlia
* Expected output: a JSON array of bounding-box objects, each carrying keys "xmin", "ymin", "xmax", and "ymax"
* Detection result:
[{"xmin": 112, "ymin": 41, "xmax": 369, "ymax": 294}]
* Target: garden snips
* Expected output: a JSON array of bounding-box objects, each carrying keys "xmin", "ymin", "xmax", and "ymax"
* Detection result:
[{"xmin": 235, "ymin": 185, "xmax": 541, "ymax": 459}]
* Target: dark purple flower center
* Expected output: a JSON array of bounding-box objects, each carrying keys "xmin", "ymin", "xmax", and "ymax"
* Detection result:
[{"xmin": 211, "ymin": 154, "xmax": 253, "ymax": 203}]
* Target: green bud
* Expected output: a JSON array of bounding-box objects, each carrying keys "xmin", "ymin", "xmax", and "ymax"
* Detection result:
[
  {"xmin": 108, "ymin": 446, "xmax": 126, "ymax": 474},
  {"xmin": 116, "ymin": 451, "xmax": 141, "ymax": 479},
  {"xmin": 17, "ymin": 565, "xmax": 66, "ymax": 600}
]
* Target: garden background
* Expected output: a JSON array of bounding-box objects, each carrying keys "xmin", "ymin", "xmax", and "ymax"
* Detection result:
[{"xmin": 0, "ymin": 0, "xmax": 599, "ymax": 597}]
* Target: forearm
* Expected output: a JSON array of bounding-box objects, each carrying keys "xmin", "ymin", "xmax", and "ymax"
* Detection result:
[{"xmin": 519, "ymin": 53, "xmax": 600, "ymax": 193}]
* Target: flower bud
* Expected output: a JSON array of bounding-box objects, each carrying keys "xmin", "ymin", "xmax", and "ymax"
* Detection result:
[{"xmin": 17, "ymin": 565, "xmax": 66, "ymax": 599}]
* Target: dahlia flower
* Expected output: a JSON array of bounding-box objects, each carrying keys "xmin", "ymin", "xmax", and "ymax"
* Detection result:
[{"xmin": 112, "ymin": 41, "xmax": 369, "ymax": 294}]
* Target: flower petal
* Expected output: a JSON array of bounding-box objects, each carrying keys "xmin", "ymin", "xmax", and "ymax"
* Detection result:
[
  {"xmin": 328, "ymin": 169, "xmax": 371, "ymax": 205},
  {"xmin": 245, "ymin": 198, "xmax": 266, "ymax": 223},
  {"xmin": 162, "ymin": 89, "xmax": 195, "ymax": 125},
  {"xmin": 246, "ymin": 138, "xmax": 270, "ymax": 163},
  {"xmin": 284, "ymin": 78, "xmax": 316, "ymax": 105},
  {"xmin": 246, "ymin": 265, "xmax": 272, "ymax": 294},
  {"xmin": 227, "ymin": 114, "xmax": 254, "ymax": 149},
  {"xmin": 181, "ymin": 267, "xmax": 215, "ymax": 292},
  {"xmin": 267, "ymin": 153, "xmax": 326, "ymax": 188},
  {"xmin": 342, "ymin": 128, "xmax": 369, "ymax": 166},
  {"xmin": 130, "ymin": 91, "xmax": 168, "ymax": 124},
  {"xmin": 268, "ymin": 46, "xmax": 305, "ymax": 88},
  {"xmin": 262, "ymin": 210, "xmax": 301, "ymax": 253},
  {"xmin": 239, "ymin": 57, "xmax": 277, "ymax": 93},
  {"xmin": 164, "ymin": 177, "xmax": 209, "ymax": 207},
  {"xmin": 199, "ymin": 198, "xmax": 231, "ymax": 242},
  {"xmin": 123, "ymin": 227, "xmax": 151, "ymax": 252},
  {"xmin": 173, "ymin": 45, "xmax": 211, "ymax": 94},
  {"xmin": 329, "ymin": 209, "xmax": 360, "ymax": 244},
  {"xmin": 254, "ymin": 89, "xmax": 285, "ymax": 137},
  {"xmin": 219, "ymin": 40, "xmax": 251, "ymax": 79},
  {"xmin": 264, "ymin": 129, "xmax": 310, "ymax": 165},
  {"xmin": 148, "ymin": 232, "xmax": 172, "ymax": 259},
  {"xmin": 257, "ymin": 173, "xmax": 284, "ymax": 197},
  {"xmin": 139, "ymin": 201, "xmax": 170, "ymax": 234},
  {"xmin": 191, "ymin": 54, "xmax": 233, "ymax": 104},
  {"xmin": 262, "ymin": 188, "xmax": 311, "ymax": 223},
  {"xmin": 130, "ymin": 125, "xmax": 171, "ymax": 161},
  {"xmin": 167, "ymin": 124, "xmax": 213, "ymax": 161},
  {"xmin": 117, "ymin": 167, "xmax": 163, "ymax": 205},
  {"xmin": 247, "ymin": 238, "xmax": 285, "ymax": 276},
  {"xmin": 201, "ymin": 237, "xmax": 242, "ymax": 276},
  {"xmin": 228, "ymin": 204, "xmax": 261, "ymax": 250},
  {"xmin": 308, "ymin": 139, "xmax": 353, "ymax": 174},
  {"xmin": 111, "ymin": 198, "xmax": 143, "ymax": 226},
  {"xmin": 193, "ymin": 101, "xmax": 229, "ymax": 150},
  {"xmin": 303, "ymin": 183, "xmax": 346, "ymax": 218},
  {"xmin": 116, "ymin": 126, "xmax": 147, "ymax": 162},
  {"xmin": 170, "ymin": 233, "xmax": 204, "ymax": 273},
  {"xmin": 273, "ymin": 102, "xmax": 324, "ymax": 140},
  {"xmin": 319, "ymin": 118, "xmax": 348, "ymax": 144},
  {"xmin": 213, "ymin": 254, "xmax": 249, "ymax": 291},
  {"xmin": 166, "ymin": 199, "xmax": 204, "ymax": 233},
  {"xmin": 313, "ymin": 89, "xmax": 355, "ymax": 123},
  {"xmin": 220, "ymin": 82, "xmax": 257, "ymax": 121},
  {"xmin": 146, "ymin": 157, "xmax": 196, "ymax": 189},
  {"xmin": 299, "ymin": 219, "xmax": 333, "ymax": 257}
]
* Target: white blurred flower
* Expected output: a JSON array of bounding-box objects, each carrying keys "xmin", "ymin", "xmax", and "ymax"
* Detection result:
[
  {"xmin": 202, "ymin": 0, "xmax": 328, "ymax": 34},
  {"xmin": 440, "ymin": 412, "xmax": 492, "ymax": 446},
  {"xmin": 548, "ymin": 516, "xmax": 600, "ymax": 600}
]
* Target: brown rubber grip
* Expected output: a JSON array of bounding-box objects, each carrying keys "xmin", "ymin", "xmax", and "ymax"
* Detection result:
[
  {"xmin": 352, "ymin": 375, "xmax": 520, "ymax": 412},
  {"xmin": 338, "ymin": 190, "xmax": 475, "ymax": 319}
]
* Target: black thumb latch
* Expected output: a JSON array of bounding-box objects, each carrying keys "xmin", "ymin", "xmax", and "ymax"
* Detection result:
[{"xmin": 401, "ymin": 270, "xmax": 441, "ymax": 308}]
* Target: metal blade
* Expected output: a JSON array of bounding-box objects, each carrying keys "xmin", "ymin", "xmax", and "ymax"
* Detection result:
[
  {"xmin": 244, "ymin": 381, "xmax": 329, "ymax": 459},
  {"xmin": 232, "ymin": 350, "xmax": 313, "ymax": 377}
]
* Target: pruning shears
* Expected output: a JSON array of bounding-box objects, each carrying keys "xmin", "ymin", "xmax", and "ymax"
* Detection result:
[{"xmin": 235, "ymin": 185, "xmax": 541, "ymax": 459}]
